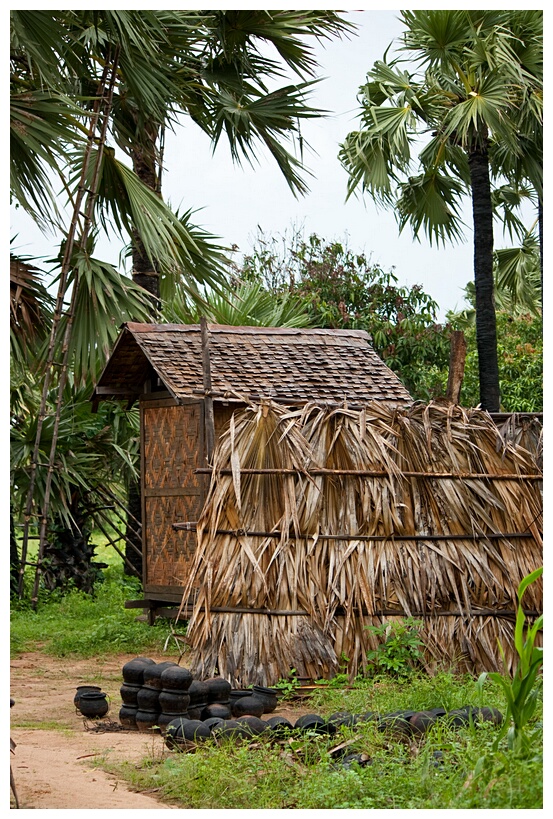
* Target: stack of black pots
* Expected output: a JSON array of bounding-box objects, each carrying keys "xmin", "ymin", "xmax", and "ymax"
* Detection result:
[
  {"xmin": 202, "ymin": 677, "xmax": 233, "ymax": 720},
  {"xmin": 119, "ymin": 657, "xmax": 278, "ymax": 734},
  {"xmin": 157, "ymin": 666, "xmax": 193, "ymax": 732},
  {"xmin": 119, "ymin": 657, "xmax": 156, "ymax": 730},
  {"xmin": 135, "ymin": 661, "xmax": 179, "ymax": 732}
]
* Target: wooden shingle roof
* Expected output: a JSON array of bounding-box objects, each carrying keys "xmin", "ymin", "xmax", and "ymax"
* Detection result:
[{"xmin": 92, "ymin": 323, "xmax": 412, "ymax": 407}]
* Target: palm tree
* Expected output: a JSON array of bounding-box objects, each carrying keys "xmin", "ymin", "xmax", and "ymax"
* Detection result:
[
  {"xmin": 339, "ymin": 10, "xmax": 542, "ymax": 411},
  {"xmin": 10, "ymin": 10, "xmax": 353, "ymax": 598}
]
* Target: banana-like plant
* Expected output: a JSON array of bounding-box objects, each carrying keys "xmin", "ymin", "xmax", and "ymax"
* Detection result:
[{"xmin": 478, "ymin": 567, "xmax": 543, "ymax": 757}]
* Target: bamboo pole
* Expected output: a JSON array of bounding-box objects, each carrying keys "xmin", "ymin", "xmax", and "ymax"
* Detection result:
[
  {"xmin": 195, "ymin": 467, "xmax": 541, "ymax": 480},
  {"xmin": 17, "ymin": 59, "xmax": 117, "ymax": 599},
  {"xmin": 200, "ymin": 316, "xmax": 215, "ymax": 464},
  {"xmin": 29, "ymin": 48, "xmax": 121, "ymax": 607},
  {"xmin": 93, "ymin": 510, "xmax": 141, "ymax": 576},
  {"xmin": 172, "ymin": 522, "xmax": 536, "ymax": 541}
]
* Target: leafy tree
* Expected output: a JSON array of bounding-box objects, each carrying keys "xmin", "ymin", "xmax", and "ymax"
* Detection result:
[
  {"xmin": 238, "ymin": 231, "xmax": 452, "ymax": 402},
  {"xmin": 339, "ymin": 10, "xmax": 542, "ymax": 412},
  {"xmin": 164, "ymin": 277, "xmax": 313, "ymax": 329},
  {"xmin": 10, "ymin": 11, "xmax": 353, "ymax": 598},
  {"xmin": 448, "ymin": 310, "xmax": 542, "ymax": 413}
]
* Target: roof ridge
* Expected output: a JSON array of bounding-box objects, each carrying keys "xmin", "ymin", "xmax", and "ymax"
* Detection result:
[{"xmin": 124, "ymin": 322, "xmax": 370, "ymax": 339}]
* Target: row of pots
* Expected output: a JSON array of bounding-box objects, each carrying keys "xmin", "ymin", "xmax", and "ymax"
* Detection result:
[
  {"xmin": 164, "ymin": 704, "xmax": 504, "ymax": 749},
  {"xmin": 118, "ymin": 656, "xmax": 280, "ymax": 733}
]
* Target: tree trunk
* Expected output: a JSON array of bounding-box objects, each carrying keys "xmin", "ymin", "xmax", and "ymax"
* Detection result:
[
  {"xmin": 10, "ymin": 510, "xmax": 20, "ymax": 596},
  {"xmin": 538, "ymin": 197, "xmax": 543, "ymax": 303},
  {"xmin": 128, "ymin": 121, "xmax": 162, "ymax": 581},
  {"xmin": 446, "ymin": 330, "xmax": 467, "ymax": 404},
  {"xmin": 131, "ymin": 123, "xmax": 162, "ymax": 309},
  {"xmin": 468, "ymin": 140, "xmax": 500, "ymax": 412}
]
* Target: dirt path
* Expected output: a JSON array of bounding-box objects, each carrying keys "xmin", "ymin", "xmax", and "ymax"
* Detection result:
[{"xmin": 9, "ymin": 651, "xmax": 307, "ymax": 809}]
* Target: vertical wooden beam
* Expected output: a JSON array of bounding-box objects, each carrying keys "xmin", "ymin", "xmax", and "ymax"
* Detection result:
[
  {"xmin": 446, "ymin": 330, "xmax": 467, "ymax": 404},
  {"xmin": 200, "ymin": 316, "xmax": 215, "ymax": 464}
]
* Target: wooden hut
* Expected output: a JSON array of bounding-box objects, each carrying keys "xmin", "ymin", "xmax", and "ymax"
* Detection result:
[{"xmin": 92, "ymin": 322, "xmax": 412, "ymax": 620}]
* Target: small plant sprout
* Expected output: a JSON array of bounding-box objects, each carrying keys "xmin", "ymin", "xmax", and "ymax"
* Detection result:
[
  {"xmin": 365, "ymin": 617, "xmax": 425, "ymax": 679},
  {"xmin": 480, "ymin": 568, "xmax": 543, "ymax": 756}
]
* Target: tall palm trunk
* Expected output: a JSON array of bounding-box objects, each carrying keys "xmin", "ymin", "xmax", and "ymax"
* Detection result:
[
  {"xmin": 131, "ymin": 122, "xmax": 162, "ymax": 308},
  {"xmin": 126, "ymin": 122, "xmax": 163, "ymax": 576},
  {"xmin": 468, "ymin": 138, "xmax": 500, "ymax": 412},
  {"xmin": 538, "ymin": 197, "xmax": 543, "ymax": 302}
]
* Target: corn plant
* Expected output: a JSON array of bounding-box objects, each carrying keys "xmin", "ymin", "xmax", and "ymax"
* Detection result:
[{"xmin": 482, "ymin": 567, "xmax": 543, "ymax": 756}]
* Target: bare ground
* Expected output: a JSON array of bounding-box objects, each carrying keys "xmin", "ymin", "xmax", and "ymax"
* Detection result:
[{"xmin": 9, "ymin": 651, "xmax": 308, "ymax": 810}]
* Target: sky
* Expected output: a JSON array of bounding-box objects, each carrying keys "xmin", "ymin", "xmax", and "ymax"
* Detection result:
[{"xmin": 9, "ymin": 6, "xmax": 539, "ymax": 321}]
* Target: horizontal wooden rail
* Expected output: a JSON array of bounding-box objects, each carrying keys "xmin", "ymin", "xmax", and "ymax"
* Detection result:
[
  {"xmin": 173, "ymin": 604, "xmax": 542, "ymax": 619},
  {"xmin": 195, "ymin": 467, "xmax": 542, "ymax": 480},
  {"xmin": 172, "ymin": 521, "xmax": 537, "ymax": 542}
]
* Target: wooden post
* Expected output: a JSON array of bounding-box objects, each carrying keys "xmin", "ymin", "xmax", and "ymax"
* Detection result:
[
  {"xmin": 200, "ymin": 316, "xmax": 215, "ymax": 463},
  {"xmin": 446, "ymin": 330, "xmax": 467, "ymax": 404}
]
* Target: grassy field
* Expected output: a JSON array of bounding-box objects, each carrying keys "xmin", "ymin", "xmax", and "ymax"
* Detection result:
[{"xmin": 10, "ymin": 535, "xmax": 543, "ymax": 810}]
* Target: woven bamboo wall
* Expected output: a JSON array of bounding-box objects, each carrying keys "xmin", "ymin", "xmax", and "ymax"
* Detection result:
[
  {"xmin": 142, "ymin": 399, "xmax": 236, "ymax": 595},
  {"xmin": 142, "ymin": 401, "xmax": 204, "ymax": 590}
]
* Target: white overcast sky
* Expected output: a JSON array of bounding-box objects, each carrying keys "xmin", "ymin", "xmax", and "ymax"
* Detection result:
[{"xmin": 9, "ymin": 4, "xmax": 542, "ymax": 321}]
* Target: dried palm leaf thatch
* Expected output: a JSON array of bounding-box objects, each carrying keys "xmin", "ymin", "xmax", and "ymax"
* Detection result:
[
  {"xmin": 496, "ymin": 414, "xmax": 542, "ymax": 470},
  {"xmin": 179, "ymin": 400, "xmax": 542, "ymax": 686}
]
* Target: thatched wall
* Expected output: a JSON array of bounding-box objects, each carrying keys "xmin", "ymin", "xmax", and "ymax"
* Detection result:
[{"xmin": 178, "ymin": 401, "xmax": 542, "ymax": 686}]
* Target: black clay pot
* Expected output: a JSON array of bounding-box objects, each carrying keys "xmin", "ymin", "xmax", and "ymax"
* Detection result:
[
  {"xmin": 235, "ymin": 716, "xmax": 268, "ymax": 736},
  {"xmin": 137, "ymin": 685, "xmax": 161, "ymax": 711},
  {"xmin": 159, "ymin": 665, "xmax": 193, "ymax": 692},
  {"xmin": 229, "ymin": 689, "xmax": 252, "ymax": 700},
  {"xmin": 188, "ymin": 680, "xmax": 210, "ymax": 705},
  {"xmin": 158, "ymin": 690, "xmax": 191, "ymax": 714},
  {"xmin": 201, "ymin": 702, "xmax": 232, "ymax": 721},
  {"xmin": 231, "ymin": 695, "xmax": 265, "ymax": 719},
  {"xmin": 327, "ymin": 711, "xmax": 358, "ymax": 728},
  {"xmin": 157, "ymin": 711, "xmax": 189, "ymax": 734},
  {"xmin": 378, "ymin": 710, "xmax": 418, "ymax": 734},
  {"xmin": 445, "ymin": 707, "xmax": 480, "ymax": 727},
  {"xmin": 74, "ymin": 685, "xmax": 102, "ymax": 709},
  {"xmin": 474, "ymin": 706, "xmax": 503, "ymax": 726},
  {"xmin": 251, "ymin": 686, "xmax": 279, "ymax": 714},
  {"xmin": 212, "ymin": 719, "xmax": 250, "ymax": 740},
  {"xmin": 119, "ymin": 704, "xmax": 138, "ymax": 730},
  {"xmin": 205, "ymin": 677, "xmax": 232, "ymax": 703},
  {"xmin": 165, "ymin": 718, "xmax": 211, "ymax": 749},
  {"xmin": 120, "ymin": 682, "xmax": 141, "ymax": 706},
  {"xmin": 357, "ymin": 711, "xmax": 378, "ymax": 724},
  {"xmin": 294, "ymin": 713, "xmax": 335, "ymax": 734},
  {"xmin": 77, "ymin": 691, "xmax": 109, "ymax": 719},
  {"xmin": 409, "ymin": 710, "xmax": 440, "ymax": 735},
  {"xmin": 142, "ymin": 662, "xmax": 178, "ymax": 690},
  {"xmin": 135, "ymin": 708, "xmax": 161, "ymax": 732},
  {"xmin": 265, "ymin": 715, "xmax": 293, "ymax": 734},
  {"xmin": 187, "ymin": 704, "xmax": 207, "ymax": 721},
  {"xmin": 122, "ymin": 657, "xmax": 156, "ymax": 685},
  {"xmin": 203, "ymin": 716, "xmax": 225, "ymax": 732}
]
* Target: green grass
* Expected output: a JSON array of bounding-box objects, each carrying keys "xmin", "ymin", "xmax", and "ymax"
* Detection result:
[
  {"xmin": 103, "ymin": 698, "xmax": 542, "ymax": 809},
  {"xmin": 10, "ymin": 534, "xmax": 543, "ymax": 809},
  {"xmin": 10, "ymin": 531, "xmax": 178, "ymax": 659}
]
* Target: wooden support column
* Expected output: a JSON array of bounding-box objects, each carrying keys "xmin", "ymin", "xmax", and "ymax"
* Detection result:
[
  {"xmin": 446, "ymin": 330, "xmax": 467, "ymax": 404},
  {"xmin": 200, "ymin": 316, "xmax": 215, "ymax": 464}
]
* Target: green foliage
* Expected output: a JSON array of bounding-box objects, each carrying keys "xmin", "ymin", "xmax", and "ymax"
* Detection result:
[
  {"xmin": 451, "ymin": 310, "xmax": 543, "ymax": 411},
  {"xmin": 10, "ymin": 557, "xmax": 174, "ymax": 658},
  {"xmin": 239, "ymin": 230, "xmax": 452, "ymax": 401},
  {"xmin": 482, "ymin": 568, "xmax": 543, "ymax": 757},
  {"xmin": 365, "ymin": 617, "xmax": 425, "ymax": 679},
  {"xmin": 273, "ymin": 668, "xmax": 301, "ymax": 699},
  {"xmin": 104, "ymin": 669, "xmax": 542, "ymax": 808}
]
